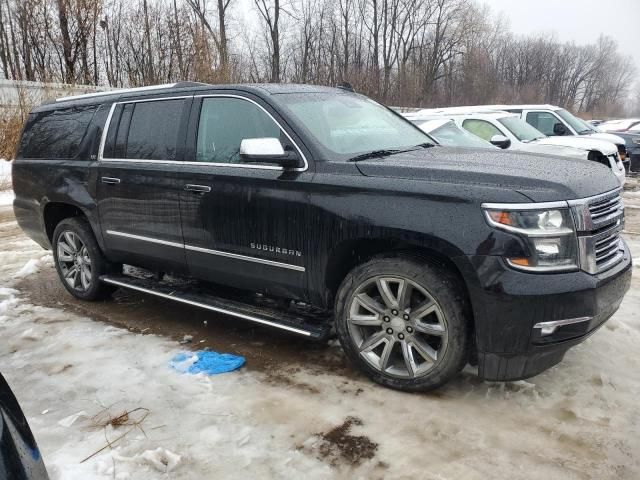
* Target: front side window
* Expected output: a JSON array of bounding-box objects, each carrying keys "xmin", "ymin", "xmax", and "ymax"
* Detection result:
[
  {"xmin": 124, "ymin": 99, "xmax": 184, "ymax": 160},
  {"xmin": 462, "ymin": 119, "xmax": 502, "ymax": 141},
  {"xmin": 196, "ymin": 97, "xmax": 281, "ymax": 163},
  {"xmin": 555, "ymin": 109, "xmax": 590, "ymax": 134},
  {"xmin": 275, "ymin": 93, "xmax": 431, "ymax": 158},
  {"xmin": 526, "ymin": 111, "xmax": 561, "ymax": 136}
]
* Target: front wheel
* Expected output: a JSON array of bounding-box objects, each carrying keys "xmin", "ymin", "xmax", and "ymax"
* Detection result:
[
  {"xmin": 52, "ymin": 217, "xmax": 117, "ymax": 300},
  {"xmin": 335, "ymin": 256, "xmax": 471, "ymax": 392}
]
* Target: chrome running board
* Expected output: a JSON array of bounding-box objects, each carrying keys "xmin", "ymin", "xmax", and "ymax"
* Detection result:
[{"xmin": 100, "ymin": 274, "xmax": 331, "ymax": 340}]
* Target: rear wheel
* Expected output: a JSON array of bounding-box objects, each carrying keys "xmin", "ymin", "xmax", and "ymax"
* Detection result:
[
  {"xmin": 335, "ymin": 256, "xmax": 470, "ymax": 391},
  {"xmin": 52, "ymin": 217, "xmax": 117, "ymax": 300}
]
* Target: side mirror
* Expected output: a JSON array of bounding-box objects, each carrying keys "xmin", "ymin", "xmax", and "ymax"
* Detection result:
[
  {"xmin": 489, "ymin": 134, "xmax": 511, "ymax": 149},
  {"xmin": 553, "ymin": 123, "xmax": 568, "ymax": 136},
  {"xmin": 240, "ymin": 138, "xmax": 303, "ymax": 169}
]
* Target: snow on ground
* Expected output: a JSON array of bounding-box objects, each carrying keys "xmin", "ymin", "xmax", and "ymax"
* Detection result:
[
  {"xmin": 0, "ymin": 159, "xmax": 10, "ymax": 182},
  {"xmin": 0, "ymin": 190, "xmax": 14, "ymax": 206},
  {"xmin": 1, "ymin": 201, "xmax": 639, "ymax": 479}
]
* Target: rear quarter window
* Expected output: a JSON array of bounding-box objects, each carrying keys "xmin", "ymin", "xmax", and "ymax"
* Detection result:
[{"xmin": 17, "ymin": 105, "xmax": 97, "ymax": 159}]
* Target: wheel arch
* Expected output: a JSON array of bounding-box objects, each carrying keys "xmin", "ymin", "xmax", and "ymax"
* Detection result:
[
  {"xmin": 41, "ymin": 200, "xmax": 104, "ymax": 250},
  {"xmin": 324, "ymin": 235, "xmax": 478, "ymax": 363}
]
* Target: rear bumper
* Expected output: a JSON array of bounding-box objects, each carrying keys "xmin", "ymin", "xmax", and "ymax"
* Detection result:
[{"xmin": 464, "ymin": 239, "xmax": 632, "ymax": 381}]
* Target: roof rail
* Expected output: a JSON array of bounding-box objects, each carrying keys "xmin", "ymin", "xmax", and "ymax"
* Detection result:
[{"xmin": 55, "ymin": 83, "xmax": 181, "ymax": 102}]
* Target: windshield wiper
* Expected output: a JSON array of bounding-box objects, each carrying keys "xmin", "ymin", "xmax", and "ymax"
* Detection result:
[
  {"xmin": 411, "ymin": 142, "xmax": 436, "ymax": 149},
  {"xmin": 347, "ymin": 149, "xmax": 402, "ymax": 162},
  {"xmin": 347, "ymin": 143, "xmax": 435, "ymax": 162}
]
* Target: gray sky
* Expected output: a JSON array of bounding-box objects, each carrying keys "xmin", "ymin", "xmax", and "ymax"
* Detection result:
[{"xmin": 484, "ymin": 0, "xmax": 640, "ymax": 75}]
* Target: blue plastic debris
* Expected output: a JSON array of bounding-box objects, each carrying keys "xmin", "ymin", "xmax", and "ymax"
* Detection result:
[{"xmin": 170, "ymin": 350, "xmax": 245, "ymax": 375}]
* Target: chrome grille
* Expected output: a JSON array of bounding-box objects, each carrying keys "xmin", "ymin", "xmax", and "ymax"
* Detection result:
[
  {"xmin": 589, "ymin": 194, "xmax": 623, "ymax": 223},
  {"xmin": 570, "ymin": 188, "xmax": 625, "ymax": 274},
  {"xmin": 594, "ymin": 230, "xmax": 623, "ymax": 269}
]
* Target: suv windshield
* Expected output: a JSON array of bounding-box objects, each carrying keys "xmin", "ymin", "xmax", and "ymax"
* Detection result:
[
  {"xmin": 275, "ymin": 93, "xmax": 432, "ymax": 157},
  {"xmin": 497, "ymin": 116, "xmax": 545, "ymax": 142},
  {"xmin": 556, "ymin": 108, "xmax": 592, "ymax": 134}
]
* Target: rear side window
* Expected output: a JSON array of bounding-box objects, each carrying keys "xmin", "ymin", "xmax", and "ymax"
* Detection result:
[
  {"xmin": 102, "ymin": 99, "xmax": 184, "ymax": 160},
  {"xmin": 18, "ymin": 105, "xmax": 97, "ymax": 159}
]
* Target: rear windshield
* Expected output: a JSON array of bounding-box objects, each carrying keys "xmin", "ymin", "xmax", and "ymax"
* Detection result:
[{"xmin": 17, "ymin": 105, "xmax": 97, "ymax": 159}]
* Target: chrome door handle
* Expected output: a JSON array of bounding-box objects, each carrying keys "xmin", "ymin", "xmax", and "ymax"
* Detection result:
[
  {"xmin": 184, "ymin": 184, "xmax": 211, "ymax": 194},
  {"xmin": 101, "ymin": 177, "xmax": 120, "ymax": 184}
]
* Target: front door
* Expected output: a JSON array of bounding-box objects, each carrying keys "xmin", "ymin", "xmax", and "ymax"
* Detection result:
[
  {"xmin": 179, "ymin": 94, "xmax": 313, "ymax": 300},
  {"xmin": 97, "ymin": 96, "xmax": 191, "ymax": 273}
]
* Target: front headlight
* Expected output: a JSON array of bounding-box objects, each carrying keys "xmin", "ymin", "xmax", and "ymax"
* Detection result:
[{"xmin": 483, "ymin": 206, "xmax": 578, "ymax": 272}]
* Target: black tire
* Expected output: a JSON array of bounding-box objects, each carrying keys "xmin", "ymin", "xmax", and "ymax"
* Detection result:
[
  {"xmin": 335, "ymin": 255, "xmax": 471, "ymax": 392},
  {"xmin": 52, "ymin": 217, "xmax": 117, "ymax": 300}
]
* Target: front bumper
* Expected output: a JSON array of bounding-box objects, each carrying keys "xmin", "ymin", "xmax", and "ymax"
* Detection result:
[{"xmin": 464, "ymin": 239, "xmax": 632, "ymax": 381}]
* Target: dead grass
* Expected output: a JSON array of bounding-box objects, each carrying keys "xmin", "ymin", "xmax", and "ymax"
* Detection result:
[
  {"xmin": 81, "ymin": 406, "xmax": 151, "ymax": 463},
  {"xmin": 0, "ymin": 115, "xmax": 25, "ymax": 160}
]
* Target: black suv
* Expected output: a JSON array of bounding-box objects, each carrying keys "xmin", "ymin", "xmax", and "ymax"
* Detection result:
[{"xmin": 12, "ymin": 83, "xmax": 632, "ymax": 391}]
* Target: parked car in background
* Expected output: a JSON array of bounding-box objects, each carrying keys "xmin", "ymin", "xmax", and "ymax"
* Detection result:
[
  {"xmin": 405, "ymin": 110, "xmax": 626, "ymax": 185},
  {"xmin": 11, "ymin": 83, "xmax": 632, "ymax": 391},
  {"xmin": 491, "ymin": 104, "xmax": 629, "ymax": 164},
  {"xmin": 409, "ymin": 118, "xmax": 497, "ymax": 149},
  {"xmin": 585, "ymin": 118, "xmax": 640, "ymax": 173},
  {"xmin": 1, "ymin": 373, "xmax": 49, "ymax": 480},
  {"xmin": 598, "ymin": 118, "xmax": 640, "ymax": 132}
]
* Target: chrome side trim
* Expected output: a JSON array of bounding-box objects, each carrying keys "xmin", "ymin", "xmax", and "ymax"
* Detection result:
[
  {"xmin": 98, "ymin": 93, "xmax": 309, "ymax": 172},
  {"xmin": 105, "ymin": 230, "xmax": 305, "ymax": 272},
  {"xmin": 99, "ymin": 158, "xmax": 284, "ymax": 170},
  {"xmin": 185, "ymin": 244, "xmax": 305, "ymax": 272},
  {"xmin": 97, "ymin": 102, "xmax": 117, "ymax": 161},
  {"xmin": 100, "ymin": 277, "xmax": 312, "ymax": 337},
  {"xmin": 106, "ymin": 230, "xmax": 184, "ymax": 248},
  {"xmin": 194, "ymin": 94, "xmax": 308, "ymax": 172}
]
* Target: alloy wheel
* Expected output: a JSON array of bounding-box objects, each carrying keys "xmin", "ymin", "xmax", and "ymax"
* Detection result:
[
  {"xmin": 57, "ymin": 231, "xmax": 92, "ymax": 291},
  {"xmin": 346, "ymin": 276, "xmax": 448, "ymax": 379}
]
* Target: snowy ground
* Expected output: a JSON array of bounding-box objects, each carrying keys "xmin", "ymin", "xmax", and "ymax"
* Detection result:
[
  {"xmin": 0, "ymin": 159, "xmax": 11, "ymax": 197},
  {"xmin": 0, "ymin": 181, "xmax": 639, "ymax": 479}
]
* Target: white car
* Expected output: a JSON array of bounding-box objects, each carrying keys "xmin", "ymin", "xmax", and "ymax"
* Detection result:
[
  {"xmin": 404, "ymin": 110, "xmax": 626, "ymax": 185},
  {"xmin": 413, "ymin": 104, "xmax": 627, "ymax": 161},
  {"xmin": 483, "ymin": 105, "xmax": 627, "ymax": 160},
  {"xmin": 598, "ymin": 118, "xmax": 640, "ymax": 132}
]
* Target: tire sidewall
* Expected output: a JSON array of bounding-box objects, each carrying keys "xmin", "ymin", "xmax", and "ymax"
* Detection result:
[
  {"xmin": 335, "ymin": 256, "xmax": 470, "ymax": 392},
  {"xmin": 52, "ymin": 218, "xmax": 110, "ymax": 300}
]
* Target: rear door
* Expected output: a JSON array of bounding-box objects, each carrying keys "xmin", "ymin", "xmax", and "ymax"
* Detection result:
[
  {"xmin": 97, "ymin": 96, "xmax": 192, "ymax": 273},
  {"xmin": 178, "ymin": 93, "xmax": 313, "ymax": 300}
]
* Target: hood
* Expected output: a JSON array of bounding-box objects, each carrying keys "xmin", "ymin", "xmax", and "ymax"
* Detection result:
[
  {"xmin": 517, "ymin": 142, "xmax": 586, "ymax": 159},
  {"xmin": 355, "ymin": 147, "xmax": 620, "ymax": 203},
  {"xmin": 587, "ymin": 132, "xmax": 625, "ymax": 146},
  {"xmin": 535, "ymin": 136, "xmax": 618, "ymax": 155}
]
